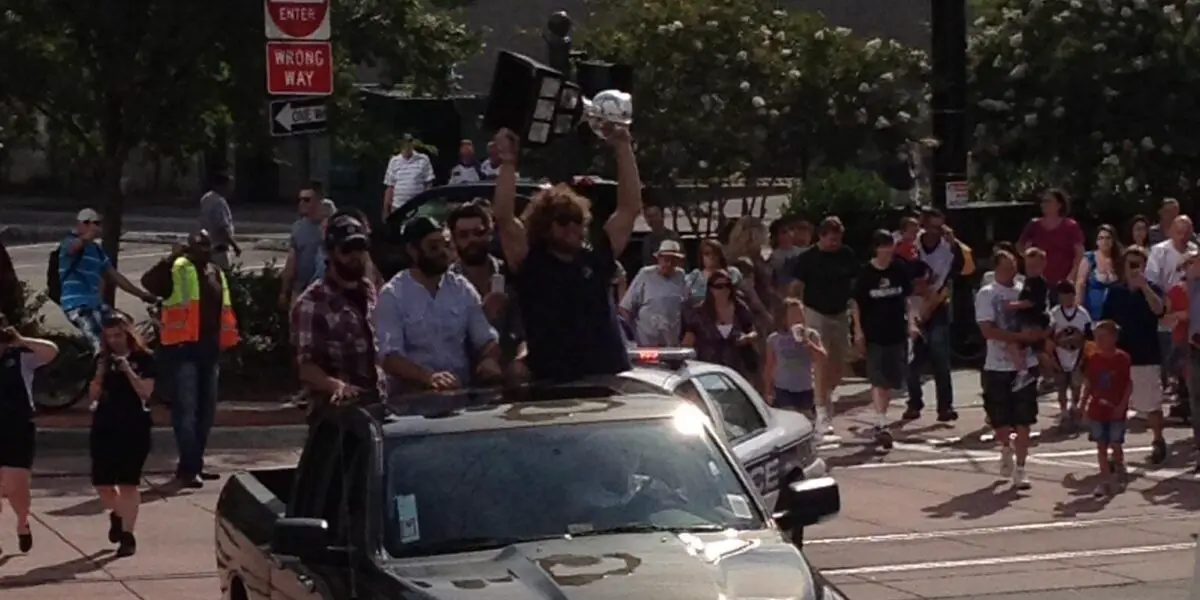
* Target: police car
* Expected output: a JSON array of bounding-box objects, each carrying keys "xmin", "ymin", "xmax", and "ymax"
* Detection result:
[{"xmin": 607, "ymin": 348, "xmax": 827, "ymax": 508}]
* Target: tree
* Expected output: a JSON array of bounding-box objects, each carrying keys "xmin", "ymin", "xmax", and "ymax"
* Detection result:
[
  {"xmin": 580, "ymin": 0, "xmax": 928, "ymax": 220},
  {"xmin": 0, "ymin": 0, "xmax": 478, "ymax": 273},
  {"xmin": 969, "ymin": 0, "xmax": 1200, "ymax": 216}
]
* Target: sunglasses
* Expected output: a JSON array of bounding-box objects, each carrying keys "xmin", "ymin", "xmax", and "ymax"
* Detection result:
[
  {"xmin": 1126, "ymin": 261, "xmax": 1144, "ymax": 269},
  {"xmin": 710, "ymin": 281, "xmax": 732, "ymax": 290},
  {"xmin": 553, "ymin": 213, "xmax": 583, "ymax": 226},
  {"xmin": 455, "ymin": 226, "xmax": 489, "ymax": 239},
  {"xmin": 339, "ymin": 239, "xmax": 370, "ymax": 253},
  {"xmin": 84, "ymin": 220, "xmax": 102, "ymax": 226}
]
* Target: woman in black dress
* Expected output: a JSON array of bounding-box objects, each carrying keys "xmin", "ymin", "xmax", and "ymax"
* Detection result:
[
  {"xmin": 88, "ymin": 313, "xmax": 155, "ymax": 557},
  {"xmin": 0, "ymin": 321, "xmax": 58, "ymax": 554}
]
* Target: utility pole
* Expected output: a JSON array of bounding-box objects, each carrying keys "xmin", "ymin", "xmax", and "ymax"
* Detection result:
[{"xmin": 930, "ymin": 0, "xmax": 968, "ymax": 209}]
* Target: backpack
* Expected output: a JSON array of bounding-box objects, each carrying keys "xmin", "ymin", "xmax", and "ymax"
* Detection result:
[{"xmin": 46, "ymin": 244, "xmax": 86, "ymax": 305}]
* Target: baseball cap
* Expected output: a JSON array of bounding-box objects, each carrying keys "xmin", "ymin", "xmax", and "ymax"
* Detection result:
[
  {"xmin": 325, "ymin": 213, "xmax": 370, "ymax": 249},
  {"xmin": 77, "ymin": 208, "xmax": 101, "ymax": 223},
  {"xmin": 401, "ymin": 216, "xmax": 445, "ymax": 246}
]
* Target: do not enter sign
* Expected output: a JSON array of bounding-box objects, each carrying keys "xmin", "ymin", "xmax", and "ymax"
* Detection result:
[{"xmin": 264, "ymin": 0, "xmax": 331, "ymax": 41}]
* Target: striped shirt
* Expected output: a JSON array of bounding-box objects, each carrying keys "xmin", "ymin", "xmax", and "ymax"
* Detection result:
[
  {"xmin": 383, "ymin": 152, "xmax": 435, "ymax": 211},
  {"xmin": 57, "ymin": 235, "xmax": 111, "ymax": 311}
]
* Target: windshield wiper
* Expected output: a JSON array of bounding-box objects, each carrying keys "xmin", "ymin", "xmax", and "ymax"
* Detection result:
[
  {"xmin": 567, "ymin": 523, "xmax": 728, "ymax": 538},
  {"xmin": 402, "ymin": 536, "xmax": 532, "ymax": 555}
]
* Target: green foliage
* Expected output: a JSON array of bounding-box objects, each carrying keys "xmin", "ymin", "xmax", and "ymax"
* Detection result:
[
  {"xmin": 786, "ymin": 167, "xmax": 894, "ymax": 246},
  {"xmin": 223, "ymin": 261, "xmax": 292, "ymax": 390},
  {"xmin": 581, "ymin": 0, "xmax": 929, "ymax": 185},
  {"xmin": 0, "ymin": 0, "xmax": 480, "ymax": 257},
  {"xmin": 969, "ymin": 0, "xmax": 1200, "ymax": 215}
]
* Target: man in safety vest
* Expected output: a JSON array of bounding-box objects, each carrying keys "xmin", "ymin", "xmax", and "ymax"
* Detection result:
[{"xmin": 142, "ymin": 230, "xmax": 239, "ymax": 489}]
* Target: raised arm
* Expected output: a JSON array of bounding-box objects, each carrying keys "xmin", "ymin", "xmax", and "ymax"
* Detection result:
[
  {"xmin": 491, "ymin": 129, "xmax": 528, "ymax": 270},
  {"xmin": 603, "ymin": 126, "xmax": 642, "ymax": 257}
]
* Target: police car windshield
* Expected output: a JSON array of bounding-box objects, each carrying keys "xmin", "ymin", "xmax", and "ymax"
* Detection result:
[{"xmin": 382, "ymin": 418, "xmax": 764, "ymax": 557}]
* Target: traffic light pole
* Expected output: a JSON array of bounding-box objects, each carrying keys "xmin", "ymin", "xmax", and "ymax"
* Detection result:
[{"xmin": 930, "ymin": 0, "xmax": 968, "ymax": 209}]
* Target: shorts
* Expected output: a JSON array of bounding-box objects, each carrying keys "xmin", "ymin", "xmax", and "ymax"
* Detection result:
[
  {"xmin": 774, "ymin": 388, "xmax": 815, "ymax": 413},
  {"xmin": 1089, "ymin": 420, "xmax": 1127, "ymax": 445},
  {"xmin": 64, "ymin": 305, "xmax": 108, "ymax": 353},
  {"xmin": 90, "ymin": 426, "xmax": 151, "ymax": 486},
  {"xmin": 805, "ymin": 308, "xmax": 850, "ymax": 364},
  {"xmin": 1129, "ymin": 365, "xmax": 1162, "ymax": 414},
  {"xmin": 865, "ymin": 343, "xmax": 906, "ymax": 390},
  {"xmin": 0, "ymin": 420, "xmax": 36, "ymax": 469},
  {"xmin": 981, "ymin": 369, "xmax": 1039, "ymax": 428}
]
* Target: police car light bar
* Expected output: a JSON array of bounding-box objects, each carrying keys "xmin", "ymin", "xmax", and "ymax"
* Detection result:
[{"xmin": 628, "ymin": 348, "xmax": 697, "ymax": 366}]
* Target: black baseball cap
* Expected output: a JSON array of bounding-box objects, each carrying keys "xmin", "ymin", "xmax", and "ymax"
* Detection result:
[
  {"xmin": 401, "ymin": 216, "xmax": 446, "ymax": 246},
  {"xmin": 326, "ymin": 213, "xmax": 370, "ymax": 249}
]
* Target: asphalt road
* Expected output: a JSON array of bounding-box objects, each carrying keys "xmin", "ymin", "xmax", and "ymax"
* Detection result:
[
  {"xmin": 9, "ymin": 241, "xmax": 289, "ymax": 331},
  {"xmin": 804, "ymin": 372, "xmax": 1200, "ymax": 600}
]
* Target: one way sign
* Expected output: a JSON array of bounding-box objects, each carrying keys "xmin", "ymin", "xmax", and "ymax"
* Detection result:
[{"xmin": 270, "ymin": 97, "xmax": 327, "ymax": 137}]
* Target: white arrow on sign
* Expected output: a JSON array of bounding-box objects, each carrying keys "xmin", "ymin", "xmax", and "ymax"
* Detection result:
[{"xmin": 274, "ymin": 102, "xmax": 327, "ymax": 131}]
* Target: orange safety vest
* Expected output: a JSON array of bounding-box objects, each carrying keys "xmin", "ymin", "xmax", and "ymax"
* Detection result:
[{"xmin": 160, "ymin": 257, "xmax": 240, "ymax": 349}]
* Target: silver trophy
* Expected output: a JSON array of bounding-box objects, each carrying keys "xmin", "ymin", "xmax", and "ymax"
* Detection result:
[{"xmin": 580, "ymin": 89, "xmax": 633, "ymax": 138}]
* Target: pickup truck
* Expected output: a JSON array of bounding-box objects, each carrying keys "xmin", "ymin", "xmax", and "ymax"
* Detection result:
[{"xmin": 216, "ymin": 386, "xmax": 848, "ymax": 600}]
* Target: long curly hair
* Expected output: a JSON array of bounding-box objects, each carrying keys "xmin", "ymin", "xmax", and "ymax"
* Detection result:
[
  {"xmin": 520, "ymin": 184, "xmax": 592, "ymax": 246},
  {"xmin": 726, "ymin": 216, "xmax": 767, "ymax": 261}
]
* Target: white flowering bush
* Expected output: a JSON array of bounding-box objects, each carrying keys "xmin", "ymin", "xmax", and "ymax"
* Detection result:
[
  {"xmin": 970, "ymin": 0, "xmax": 1200, "ymax": 214},
  {"xmin": 581, "ymin": 0, "xmax": 928, "ymax": 185}
]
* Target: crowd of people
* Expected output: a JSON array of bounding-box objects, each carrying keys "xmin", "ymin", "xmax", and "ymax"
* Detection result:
[{"xmin": 6, "ymin": 123, "xmax": 1200, "ymax": 559}]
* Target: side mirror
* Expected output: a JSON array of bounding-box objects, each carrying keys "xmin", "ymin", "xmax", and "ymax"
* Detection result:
[
  {"xmin": 773, "ymin": 477, "xmax": 840, "ymax": 532},
  {"xmin": 272, "ymin": 518, "xmax": 335, "ymax": 563}
]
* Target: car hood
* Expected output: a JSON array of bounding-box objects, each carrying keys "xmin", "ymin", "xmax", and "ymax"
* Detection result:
[{"xmin": 383, "ymin": 530, "xmax": 819, "ymax": 600}]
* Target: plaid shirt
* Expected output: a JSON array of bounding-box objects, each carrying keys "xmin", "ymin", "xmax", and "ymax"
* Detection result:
[{"xmin": 290, "ymin": 276, "xmax": 385, "ymax": 407}]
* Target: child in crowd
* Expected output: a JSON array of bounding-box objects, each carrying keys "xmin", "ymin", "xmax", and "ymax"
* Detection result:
[
  {"xmin": 1080, "ymin": 320, "xmax": 1132, "ymax": 497},
  {"xmin": 764, "ymin": 297, "xmax": 826, "ymax": 420},
  {"xmin": 894, "ymin": 216, "xmax": 920, "ymax": 262},
  {"xmin": 1007, "ymin": 247, "xmax": 1049, "ymax": 389},
  {"xmin": 1045, "ymin": 281, "xmax": 1092, "ymax": 430}
]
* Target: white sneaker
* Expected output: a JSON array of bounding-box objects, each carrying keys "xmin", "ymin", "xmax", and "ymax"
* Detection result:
[
  {"xmin": 999, "ymin": 446, "xmax": 1015, "ymax": 477},
  {"xmin": 1012, "ymin": 466, "xmax": 1031, "ymax": 490}
]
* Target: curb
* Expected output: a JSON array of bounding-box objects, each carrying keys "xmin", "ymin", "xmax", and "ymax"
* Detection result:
[
  {"xmin": 36, "ymin": 423, "xmax": 308, "ymax": 453},
  {"xmin": 1, "ymin": 225, "xmax": 288, "ymax": 250}
]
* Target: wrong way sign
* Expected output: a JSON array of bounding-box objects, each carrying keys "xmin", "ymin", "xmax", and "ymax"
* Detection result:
[{"xmin": 264, "ymin": 0, "xmax": 331, "ymax": 41}]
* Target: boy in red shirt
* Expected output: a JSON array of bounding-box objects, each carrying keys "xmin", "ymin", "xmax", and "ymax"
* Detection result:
[
  {"xmin": 1080, "ymin": 320, "xmax": 1132, "ymax": 497},
  {"xmin": 894, "ymin": 216, "xmax": 920, "ymax": 262}
]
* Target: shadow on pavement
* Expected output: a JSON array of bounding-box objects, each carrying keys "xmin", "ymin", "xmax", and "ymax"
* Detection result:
[
  {"xmin": 0, "ymin": 549, "xmax": 118, "ymax": 589},
  {"xmin": 1053, "ymin": 472, "xmax": 1115, "ymax": 518},
  {"xmin": 45, "ymin": 479, "xmax": 195, "ymax": 517},
  {"xmin": 920, "ymin": 480, "xmax": 1014, "ymax": 520}
]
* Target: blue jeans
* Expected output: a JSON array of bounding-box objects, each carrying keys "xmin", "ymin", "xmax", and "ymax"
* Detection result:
[
  {"xmin": 170, "ymin": 355, "xmax": 220, "ymax": 478},
  {"xmin": 907, "ymin": 322, "xmax": 954, "ymax": 413}
]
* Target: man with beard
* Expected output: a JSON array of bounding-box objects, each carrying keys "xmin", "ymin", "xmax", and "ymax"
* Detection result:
[
  {"xmin": 492, "ymin": 124, "xmax": 642, "ymax": 382},
  {"xmin": 374, "ymin": 216, "xmax": 502, "ymax": 392},
  {"xmin": 142, "ymin": 231, "xmax": 240, "ymax": 488},
  {"xmin": 447, "ymin": 201, "xmax": 528, "ymax": 380},
  {"xmin": 290, "ymin": 213, "xmax": 386, "ymax": 424}
]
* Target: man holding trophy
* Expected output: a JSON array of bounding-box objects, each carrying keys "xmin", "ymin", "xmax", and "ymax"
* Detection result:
[{"xmin": 490, "ymin": 72, "xmax": 642, "ymax": 382}]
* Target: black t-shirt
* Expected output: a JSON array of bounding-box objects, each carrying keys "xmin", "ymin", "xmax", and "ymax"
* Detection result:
[
  {"xmin": 1017, "ymin": 276, "xmax": 1049, "ymax": 327},
  {"xmin": 93, "ymin": 351, "xmax": 155, "ymax": 429},
  {"xmin": 790, "ymin": 246, "xmax": 858, "ymax": 316},
  {"xmin": 514, "ymin": 235, "xmax": 630, "ymax": 381},
  {"xmin": 852, "ymin": 260, "xmax": 913, "ymax": 345},
  {"xmin": 1100, "ymin": 284, "xmax": 1164, "ymax": 366}
]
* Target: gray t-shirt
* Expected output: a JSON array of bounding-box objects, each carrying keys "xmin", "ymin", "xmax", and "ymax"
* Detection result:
[
  {"xmin": 199, "ymin": 191, "xmax": 234, "ymax": 248},
  {"xmin": 770, "ymin": 246, "xmax": 806, "ymax": 286},
  {"xmin": 290, "ymin": 218, "xmax": 324, "ymax": 293},
  {"xmin": 767, "ymin": 328, "xmax": 817, "ymax": 392},
  {"xmin": 620, "ymin": 266, "xmax": 687, "ymax": 347},
  {"xmin": 974, "ymin": 280, "xmax": 1038, "ymax": 372}
]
